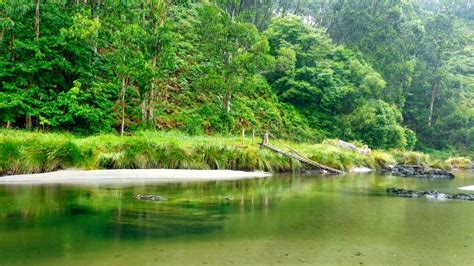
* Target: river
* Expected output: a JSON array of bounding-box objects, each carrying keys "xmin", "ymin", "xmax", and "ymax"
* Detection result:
[{"xmin": 1, "ymin": 171, "xmax": 473, "ymax": 265}]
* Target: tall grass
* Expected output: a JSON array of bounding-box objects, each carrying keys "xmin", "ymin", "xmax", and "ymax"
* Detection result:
[
  {"xmin": 0, "ymin": 130, "xmax": 297, "ymax": 174},
  {"xmin": 446, "ymin": 157, "xmax": 473, "ymax": 169},
  {"xmin": 0, "ymin": 130, "xmax": 470, "ymax": 175}
]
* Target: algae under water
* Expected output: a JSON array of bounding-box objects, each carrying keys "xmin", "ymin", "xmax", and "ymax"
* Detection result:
[{"xmin": 1, "ymin": 172, "xmax": 474, "ymax": 265}]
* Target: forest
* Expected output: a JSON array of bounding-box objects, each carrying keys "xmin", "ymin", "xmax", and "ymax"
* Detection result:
[{"xmin": 1, "ymin": 0, "xmax": 473, "ymax": 156}]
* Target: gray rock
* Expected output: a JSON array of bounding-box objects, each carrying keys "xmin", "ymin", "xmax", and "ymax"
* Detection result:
[
  {"xmin": 451, "ymin": 193, "xmax": 474, "ymax": 201},
  {"xmin": 337, "ymin": 140, "xmax": 371, "ymax": 155},
  {"xmin": 386, "ymin": 188, "xmax": 474, "ymax": 201},
  {"xmin": 135, "ymin": 195, "xmax": 167, "ymax": 201},
  {"xmin": 385, "ymin": 165, "xmax": 455, "ymax": 179}
]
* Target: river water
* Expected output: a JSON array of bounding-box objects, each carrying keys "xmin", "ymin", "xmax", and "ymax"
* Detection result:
[{"xmin": 1, "ymin": 171, "xmax": 474, "ymax": 265}]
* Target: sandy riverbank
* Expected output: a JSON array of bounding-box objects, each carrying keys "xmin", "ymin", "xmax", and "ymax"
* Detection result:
[
  {"xmin": 0, "ymin": 169, "xmax": 271, "ymax": 185},
  {"xmin": 458, "ymin": 185, "xmax": 474, "ymax": 191}
]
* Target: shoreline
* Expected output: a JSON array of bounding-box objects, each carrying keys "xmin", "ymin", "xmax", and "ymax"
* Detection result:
[
  {"xmin": 458, "ymin": 185, "xmax": 474, "ymax": 191},
  {"xmin": 0, "ymin": 169, "xmax": 271, "ymax": 185}
]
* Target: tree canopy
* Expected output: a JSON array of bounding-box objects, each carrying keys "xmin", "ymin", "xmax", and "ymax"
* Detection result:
[{"xmin": 1, "ymin": 0, "xmax": 473, "ymax": 154}]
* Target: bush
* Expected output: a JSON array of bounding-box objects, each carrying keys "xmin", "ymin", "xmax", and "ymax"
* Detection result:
[
  {"xmin": 446, "ymin": 157, "xmax": 472, "ymax": 169},
  {"xmin": 391, "ymin": 150, "xmax": 431, "ymax": 167},
  {"xmin": 344, "ymin": 100, "xmax": 414, "ymax": 150}
]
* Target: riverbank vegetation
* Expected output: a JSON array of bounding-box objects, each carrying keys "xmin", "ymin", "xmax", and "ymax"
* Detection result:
[
  {"xmin": 1, "ymin": 0, "xmax": 473, "ymax": 157},
  {"xmin": 1, "ymin": 130, "xmax": 471, "ymax": 176}
]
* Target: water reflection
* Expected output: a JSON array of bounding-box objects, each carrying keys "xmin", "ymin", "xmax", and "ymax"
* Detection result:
[{"xmin": 0, "ymin": 172, "xmax": 473, "ymax": 264}]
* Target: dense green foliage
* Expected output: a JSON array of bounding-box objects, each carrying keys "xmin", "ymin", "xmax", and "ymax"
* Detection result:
[{"xmin": 1, "ymin": 1, "xmax": 472, "ymax": 154}]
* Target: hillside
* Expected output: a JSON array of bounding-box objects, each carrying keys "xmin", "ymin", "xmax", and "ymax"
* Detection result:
[{"xmin": 1, "ymin": 0, "xmax": 473, "ymax": 155}]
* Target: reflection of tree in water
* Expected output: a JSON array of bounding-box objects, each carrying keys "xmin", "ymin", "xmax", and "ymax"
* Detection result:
[
  {"xmin": 108, "ymin": 206, "xmax": 226, "ymax": 239},
  {"xmin": 0, "ymin": 176, "xmax": 317, "ymax": 240}
]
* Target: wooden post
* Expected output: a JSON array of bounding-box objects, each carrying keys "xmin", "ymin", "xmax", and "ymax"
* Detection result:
[
  {"xmin": 241, "ymin": 128, "xmax": 245, "ymax": 146},
  {"xmin": 252, "ymin": 129, "xmax": 255, "ymax": 145}
]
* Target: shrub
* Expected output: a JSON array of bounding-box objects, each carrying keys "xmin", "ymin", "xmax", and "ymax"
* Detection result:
[{"xmin": 446, "ymin": 157, "xmax": 472, "ymax": 169}]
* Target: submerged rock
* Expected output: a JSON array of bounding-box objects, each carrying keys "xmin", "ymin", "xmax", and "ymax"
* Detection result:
[
  {"xmin": 384, "ymin": 165, "xmax": 455, "ymax": 179},
  {"xmin": 386, "ymin": 188, "xmax": 421, "ymax": 197},
  {"xmin": 424, "ymin": 191, "xmax": 450, "ymax": 200},
  {"xmin": 386, "ymin": 188, "xmax": 474, "ymax": 201},
  {"xmin": 135, "ymin": 195, "xmax": 167, "ymax": 201},
  {"xmin": 451, "ymin": 193, "xmax": 474, "ymax": 201}
]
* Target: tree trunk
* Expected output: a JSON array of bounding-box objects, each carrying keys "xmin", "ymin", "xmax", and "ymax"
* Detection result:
[
  {"xmin": 223, "ymin": 90, "xmax": 231, "ymax": 112},
  {"xmin": 141, "ymin": 97, "xmax": 147, "ymax": 123},
  {"xmin": 90, "ymin": 0, "xmax": 94, "ymax": 18},
  {"xmin": 252, "ymin": 129, "xmax": 255, "ymax": 145},
  {"xmin": 293, "ymin": 0, "xmax": 301, "ymax": 15},
  {"xmin": 120, "ymin": 77, "xmax": 126, "ymax": 136},
  {"xmin": 148, "ymin": 55, "xmax": 157, "ymax": 125},
  {"xmin": 9, "ymin": 30, "xmax": 14, "ymax": 62},
  {"xmin": 25, "ymin": 114, "xmax": 32, "ymax": 129},
  {"xmin": 319, "ymin": 1, "xmax": 327, "ymax": 26},
  {"xmin": 253, "ymin": 0, "xmax": 258, "ymax": 24},
  {"xmin": 35, "ymin": 0, "xmax": 40, "ymax": 40},
  {"xmin": 428, "ymin": 79, "xmax": 438, "ymax": 126}
]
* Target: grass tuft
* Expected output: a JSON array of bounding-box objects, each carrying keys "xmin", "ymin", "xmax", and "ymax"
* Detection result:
[{"xmin": 446, "ymin": 157, "xmax": 472, "ymax": 169}]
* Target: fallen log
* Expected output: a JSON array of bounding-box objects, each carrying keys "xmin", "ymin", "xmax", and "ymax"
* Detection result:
[{"xmin": 261, "ymin": 143, "xmax": 343, "ymax": 174}]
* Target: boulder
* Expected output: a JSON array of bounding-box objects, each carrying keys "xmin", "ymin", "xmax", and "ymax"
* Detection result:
[{"xmin": 384, "ymin": 165, "xmax": 455, "ymax": 179}]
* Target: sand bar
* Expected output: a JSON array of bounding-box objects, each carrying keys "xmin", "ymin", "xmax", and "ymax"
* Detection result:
[
  {"xmin": 458, "ymin": 185, "xmax": 474, "ymax": 191},
  {"xmin": 0, "ymin": 169, "xmax": 271, "ymax": 185}
]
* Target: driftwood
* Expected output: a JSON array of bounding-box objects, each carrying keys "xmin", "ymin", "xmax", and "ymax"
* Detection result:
[{"xmin": 261, "ymin": 143, "xmax": 343, "ymax": 175}]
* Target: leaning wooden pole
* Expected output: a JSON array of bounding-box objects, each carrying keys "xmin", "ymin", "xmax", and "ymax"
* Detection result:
[{"xmin": 261, "ymin": 143, "xmax": 343, "ymax": 175}]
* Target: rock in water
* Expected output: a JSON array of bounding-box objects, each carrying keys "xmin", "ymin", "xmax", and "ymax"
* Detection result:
[
  {"xmin": 386, "ymin": 188, "xmax": 474, "ymax": 201},
  {"xmin": 386, "ymin": 188, "xmax": 421, "ymax": 197},
  {"xmin": 384, "ymin": 165, "xmax": 455, "ymax": 179},
  {"xmin": 135, "ymin": 195, "xmax": 166, "ymax": 201},
  {"xmin": 451, "ymin": 193, "xmax": 474, "ymax": 201},
  {"xmin": 423, "ymin": 191, "xmax": 449, "ymax": 200}
]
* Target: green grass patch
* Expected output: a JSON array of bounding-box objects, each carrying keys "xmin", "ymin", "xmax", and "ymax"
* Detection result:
[{"xmin": 0, "ymin": 130, "xmax": 467, "ymax": 175}]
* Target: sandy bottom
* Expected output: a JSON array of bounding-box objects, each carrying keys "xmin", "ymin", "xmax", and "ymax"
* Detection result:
[
  {"xmin": 458, "ymin": 185, "xmax": 474, "ymax": 191},
  {"xmin": 0, "ymin": 169, "xmax": 271, "ymax": 185}
]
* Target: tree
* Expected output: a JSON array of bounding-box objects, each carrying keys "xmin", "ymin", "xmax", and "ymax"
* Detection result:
[
  {"xmin": 344, "ymin": 100, "xmax": 416, "ymax": 149},
  {"xmin": 265, "ymin": 17, "xmax": 385, "ymax": 137}
]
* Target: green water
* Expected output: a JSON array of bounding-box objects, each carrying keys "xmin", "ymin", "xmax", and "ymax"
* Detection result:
[{"xmin": 1, "ymin": 172, "xmax": 474, "ymax": 265}]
